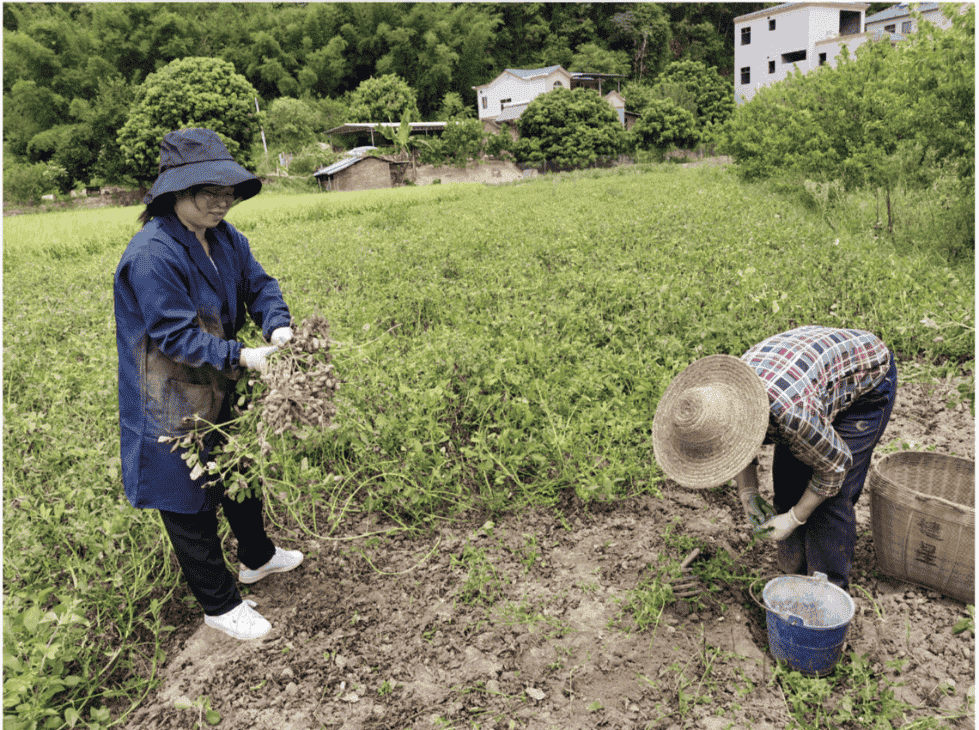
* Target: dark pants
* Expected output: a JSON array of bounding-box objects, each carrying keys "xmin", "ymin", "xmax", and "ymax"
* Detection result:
[
  {"xmin": 772, "ymin": 355, "xmax": 898, "ymax": 592},
  {"xmin": 159, "ymin": 495, "xmax": 275, "ymax": 616}
]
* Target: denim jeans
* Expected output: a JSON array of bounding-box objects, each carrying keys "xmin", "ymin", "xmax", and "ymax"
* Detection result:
[
  {"xmin": 771, "ymin": 354, "xmax": 898, "ymax": 591},
  {"xmin": 160, "ymin": 494, "xmax": 275, "ymax": 616}
]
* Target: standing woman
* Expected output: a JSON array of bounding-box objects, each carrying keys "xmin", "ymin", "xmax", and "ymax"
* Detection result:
[
  {"xmin": 653, "ymin": 325, "xmax": 897, "ymax": 592},
  {"xmin": 115, "ymin": 128, "xmax": 303, "ymax": 640}
]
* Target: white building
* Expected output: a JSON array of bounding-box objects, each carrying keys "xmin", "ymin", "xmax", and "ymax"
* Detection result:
[
  {"xmin": 733, "ymin": 2, "xmax": 968, "ymax": 105},
  {"xmin": 733, "ymin": 2, "xmax": 869, "ymax": 105},
  {"xmin": 864, "ymin": 2, "xmax": 960, "ymax": 35},
  {"xmin": 473, "ymin": 66, "xmax": 574, "ymax": 122},
  {"xmin": 472, "ymin": 66, "xmax": 634, "ymax": 129}
]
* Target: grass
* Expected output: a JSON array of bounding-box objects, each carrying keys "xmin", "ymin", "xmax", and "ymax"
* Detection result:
[{"xmin": 3, "ymin": 162, "xmax": 973, "ymax": 729}]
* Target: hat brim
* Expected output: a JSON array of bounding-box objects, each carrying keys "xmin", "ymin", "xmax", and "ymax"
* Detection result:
[
  {"xmin": 652, "ymin": 354, "xmax": 769, "ymax": 489},
  {"xmin": 143, "ymin": 159, "xmax": 261, "ymax": 205}
]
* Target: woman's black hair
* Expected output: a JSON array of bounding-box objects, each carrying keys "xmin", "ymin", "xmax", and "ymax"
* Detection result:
[
  {"xmin": 137, "ymin": 192, "xmax": 178, "ymax": 226},
  {"xmin": 137, "ymin": 184, "xmax": 241, "ymax": 226}
]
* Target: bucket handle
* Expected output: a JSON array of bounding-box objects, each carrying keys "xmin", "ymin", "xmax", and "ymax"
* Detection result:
[{"xmin": 747, "ymin": 574, "xmax": 808, "ymax": 627}]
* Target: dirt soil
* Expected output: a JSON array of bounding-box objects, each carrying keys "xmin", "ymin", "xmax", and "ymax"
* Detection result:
[{"xmin": 121, "ymin": 378, "xmax": 975, "ymax": 730}]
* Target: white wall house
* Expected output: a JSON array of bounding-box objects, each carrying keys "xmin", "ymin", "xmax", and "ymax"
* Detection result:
[
  {"xmin": 734, "ymin": 2, "xmax": 968, "ymax": 105},
  {"xmin": 473, "ymin": 66, "xmax": 573, "ymax": 122},
  {"xmin": 864, "ymin": 2, "xmax": 960, "ymax": 35},
  {"xmin": 472, "ymin": 66, "xmax": 632, "ymax": 129},
  {"xmin": 733, "ymin": 2, "xmax": 869, "ymax": 105}
]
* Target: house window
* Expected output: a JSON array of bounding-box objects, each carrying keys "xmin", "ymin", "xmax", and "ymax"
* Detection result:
[
  {"xmin": 819, "ymin": 52, "xmax": 827, "ymax": 66},
  {"xmin": 500, "ymin": 97, "xmax": 511, "ymax": 112},
  {"xmin": 768, "ymin": 60, "xmax": 775, "ymax": 74},
  {"xmin": 481, "ymin": 96, "xmax": 487, "ymax": 110},
  {"xmin": 781, "ymin": 49, "xmax": 807, "ymax": 64},
  {"xmin": 553, "ymin": 81, "xmax": 563, "ymax": 88},
  {"xmin": 740, "ymin": 67, "xmax": 750, "ymax": 84},
  {"xmin": 884, "ymin": 23, "xmax": 896, "ymax": 33},
  {"xmin": 741, "ymin": 26, "xmax": 751, "ymax": 45},
  {"xmin": 901, "ymin": 20, "xmax": 912, "ymax": 33},
  {"xmin": 769, "ymin": 19, "xmax": 776, "ymax": 31}
]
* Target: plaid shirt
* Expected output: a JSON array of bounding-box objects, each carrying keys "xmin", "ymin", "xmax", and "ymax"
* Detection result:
[{"xmin": 741, "ymin": 326, "xmax": 892, "ymax": 498}]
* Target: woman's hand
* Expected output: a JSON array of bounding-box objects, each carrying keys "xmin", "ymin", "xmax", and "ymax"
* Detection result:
[
  {"xmin": 755, "ymin": 507, "xmax": 806, "ymax": 541},
  {"xmin": 271, "ymin": 327, "xmax": 293, "ymax": 347},
  {"xmin": 241, "ymin": 345, "xmax": 277, "ymax": 374},
  {"xmin": 741, "ymin": 491, "xmax": 777, "ymax": 529},
  {"xmin": 734, "ymin": 461, "xmax": 775, "ymax": 529}
]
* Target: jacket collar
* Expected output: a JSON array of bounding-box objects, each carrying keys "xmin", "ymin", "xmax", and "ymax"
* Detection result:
[
  {"xmin": 158, "ymin": 214, "xmax": 225, "ymax": 294},
  {"xmin": 157, "ymin": 215, "xmax": 238, "ymax": 336}
]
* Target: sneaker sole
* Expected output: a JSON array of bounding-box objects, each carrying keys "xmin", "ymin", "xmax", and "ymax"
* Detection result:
[
  {"xmin": 238, "ymin": 553, "xmax": 304, "ymax": 584},
  {"xmin": 204, "ymin": 619, "xmax": 271, "ymax": 640}
]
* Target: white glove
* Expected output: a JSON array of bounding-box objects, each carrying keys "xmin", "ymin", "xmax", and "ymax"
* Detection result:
[
  {"xmin": 240, "ymin": 345, "xmax": 277, "ymax": 374},
  {"xmin": 271, "ymin": 327, "xmax": 293, "ymax": 347},
  {"xmin": 755, "ymin": 507, "xmax": 806, "ymax": 541}
]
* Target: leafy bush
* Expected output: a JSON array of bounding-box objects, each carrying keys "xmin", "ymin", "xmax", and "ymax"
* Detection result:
[
  {"xmin": 631, "ymin": 98, "xmax": 701, "ymax": 151},
  {"xmin": 439, "ymin": 119, "xmax": 485, "ymax": 164},
  {"xmin": 649, "ymin": 81, "xmax": 698, "ymax": 119},
  {"xmin": 484, "ymin": 129, "xmax": 516, "ymax": 161},
  {"xmin": 439, "ymin": 92, "xmax": 472, "ymax": 121},
  {"xmin": 3, "ymin": 162, "xmax": 66, "ymax": 204},
  {"xmin": 285, "ymin": 145, "xmax": 343, "ymax": 177},
  {"xmin": 347, "ymin": 74, "xmax": 420, "ymax": 124},
  {"xmin": 265, "ymin": 97, "xmax": 321, "ymax": 152},
  {"xmin": 718, "ymin": 6, "xmax": 975, "ymax": 258},
  {"xmin": 655, "ymin": 59, "xmax": 734, "ymax": 128},
  {"xmin": 117, "ymin": 57, "xmax": 262, "ymax": 184},
  {"xmin": 415, "ymin": 137, "xmax": 447, "ymax": 166},
  {"xmin": 516, "ymin": 87, "xmax": 625, "ymax": 167}
]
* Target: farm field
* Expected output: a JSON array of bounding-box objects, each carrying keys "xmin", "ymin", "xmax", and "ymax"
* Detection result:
[{"xmin": 3, "ymin": 163, "xmax": 974, "ymax": 730}]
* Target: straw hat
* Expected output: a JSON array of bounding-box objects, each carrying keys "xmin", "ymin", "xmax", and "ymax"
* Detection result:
[
  {"xmin": 652, "ymin": 354, "xmax": 770, "ymax": 489},
  {"xmin": 143, "ymin": 128, "xmax": 261, "ymax": 205}
]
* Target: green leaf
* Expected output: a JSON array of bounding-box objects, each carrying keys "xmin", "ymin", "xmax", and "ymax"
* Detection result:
[
  {"xmin": 205, "ymin": 709, "xmax": 222, "ymax": 725},
  {"xmin": 64, "ymin": 707, "xmax": 81, "ymax": 727},
  {"xmin": 22, "ymin": 605, "xmax": 41, "ymax": 633}
]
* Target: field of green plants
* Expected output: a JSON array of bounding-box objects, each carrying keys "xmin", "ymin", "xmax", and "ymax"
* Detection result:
[{"xmin": 3, "ymin": 163, "xmax": 973, "ymax": 729}]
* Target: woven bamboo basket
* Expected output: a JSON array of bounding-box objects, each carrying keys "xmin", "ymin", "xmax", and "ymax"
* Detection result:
[{"xmin": 869, "ymin": 452, "xmax": 974, "ymax": 603}]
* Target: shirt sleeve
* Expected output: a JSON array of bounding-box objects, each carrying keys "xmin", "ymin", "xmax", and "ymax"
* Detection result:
[
  {"xmin": 228, "ymin": 225, "xmax": 291, "ymax": 339},
  {"xmin": 774, "ymin": 399, "xmax": 853, "ymax": 498},
  {"xmin": 123, "ymin": 243, "xmax": 241, "ymax": 375}
]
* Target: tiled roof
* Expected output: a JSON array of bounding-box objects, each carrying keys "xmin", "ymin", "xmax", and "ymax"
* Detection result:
[
  {"xmin": 495, "ymin": 102, "xmax": 530, "ymax": 123},
  {"xmin": 505, "ymin": 66, "xmax": 564, "ymax": 79},
  {"xmin": 865, "ymin": 2, "xmax": 940, "ymax": 23},
  {"xmin": 312, "ymin": 156, "xmax": 362, "ymax": 178},
  {"xmin": 734, "ymin": 2, "xmax": 869, "ymax": 22}
]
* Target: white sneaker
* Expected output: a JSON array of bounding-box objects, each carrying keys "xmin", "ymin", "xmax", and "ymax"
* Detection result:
[
  {"xmin": 204, "ymin": 599, "xmax": 271, "ymax": 640},
  {"xmin": 238, "ymin": 546, "xmax": 304, "ymax": 584}
]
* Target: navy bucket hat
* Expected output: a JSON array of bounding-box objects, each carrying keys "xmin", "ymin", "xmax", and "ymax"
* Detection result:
[{"xmin": 142, "ymin": 128, "xmax": 262, "ymax": 205}]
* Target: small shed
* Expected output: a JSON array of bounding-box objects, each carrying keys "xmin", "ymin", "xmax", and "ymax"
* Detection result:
[{"xmin": 313, "ymin": 154, "xmax": 410, "ymax": 192}]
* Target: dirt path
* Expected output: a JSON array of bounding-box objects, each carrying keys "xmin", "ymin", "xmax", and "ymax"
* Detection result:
[{"xmin": 123, "ymin": 379, "xmax": 974, "ymax": 730}]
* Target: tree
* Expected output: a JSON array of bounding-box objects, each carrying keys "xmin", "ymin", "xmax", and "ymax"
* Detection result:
[
  {"xmin": 655, "ymin": 59, "xmax": 734, "ymax": 129},
  {"xmin": 439, "ymin": 92, "xmax": 472, "ymax": 121},
  {"xmin": 347, "ymin": 74, "xmax": 420, "ymax": 123},
  {"xmin": 630, "ymin": 98, "xmax": 701, "ymax": 151},
  {"xmin": 117, "ymin": 57, "xmax": 262, "ymax": 184},
  {"xmin": 4, "ymin": 79, "xmax": 67, "ymax": 157},
  {"xmin": 265, "ymin": 97, "xmax": 321, "ymax": 151},
  {"xmin": 516, "ymin": 87, "xmax": 625, "ymax": 167},
  {"xmin": 611, "ymin": 4, "xmax": 672, "ymax": 81},
  {"xmin": 569, "ymin": 42, "xmax": 631, "ymax": 76}
]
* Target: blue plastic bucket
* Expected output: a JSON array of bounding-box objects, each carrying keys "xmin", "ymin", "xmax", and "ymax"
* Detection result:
[{"xmin": 762, "ymin": 572, "xmax": 855, "ymax": 677}]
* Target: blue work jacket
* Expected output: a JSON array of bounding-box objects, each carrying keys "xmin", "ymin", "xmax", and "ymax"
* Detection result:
[{"xmin": 114, "ymin": 213, "xmax": 290, "ymax": 513}]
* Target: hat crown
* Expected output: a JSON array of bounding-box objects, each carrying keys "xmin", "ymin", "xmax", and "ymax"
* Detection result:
[
  {"xmin": 159, "ymin": 128, "xmax": 233, "ymax": 174},
  {"xmin": 672, "ymin": 385, "xmax": 732, "ymax": 444}
]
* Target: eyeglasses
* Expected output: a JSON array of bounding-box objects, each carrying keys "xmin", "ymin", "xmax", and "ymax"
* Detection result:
[{"xmin": 195, "ymin": 187, "xmax": 238, "ymax": 207}]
